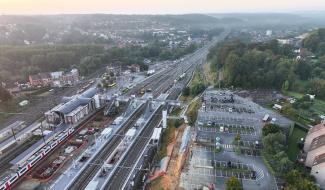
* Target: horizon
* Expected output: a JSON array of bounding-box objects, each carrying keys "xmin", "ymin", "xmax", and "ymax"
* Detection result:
[
  {"xmin": 0, "ymin": 10, "xmax": 325, "ymax": 16},
  {"xmin": 1, "ymin": 0, "xmax": 325, "ymax": 15}
]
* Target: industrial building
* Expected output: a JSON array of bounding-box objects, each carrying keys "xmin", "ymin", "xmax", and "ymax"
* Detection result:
[{"xmin": 45, "ymin": 88, "xmax": 99, "ymax": 125}]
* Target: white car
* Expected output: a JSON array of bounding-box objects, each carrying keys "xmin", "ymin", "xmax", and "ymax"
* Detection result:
[{"xmin": 220, "ymin": 126, "xmax": 224, "ymax": 132}]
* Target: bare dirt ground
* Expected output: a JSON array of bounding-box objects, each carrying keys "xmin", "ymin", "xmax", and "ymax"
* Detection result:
[{"xmin": 149, "ymin": 124, "xmax": 189, "ymax": 190}]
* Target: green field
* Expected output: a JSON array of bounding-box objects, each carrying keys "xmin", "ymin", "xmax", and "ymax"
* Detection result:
[
  {"xmin": 285, "ymin": 91, "xmax": 325, "ymax": 114},
  {"xmin": 281, "ymin": 91, "xmax": 325, "ymax": 125},
  {"xmin": 287, "ymin": 124, "xmax": 308, "ymax": 161}
]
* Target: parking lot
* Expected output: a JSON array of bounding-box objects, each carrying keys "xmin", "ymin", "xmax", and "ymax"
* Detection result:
[
  {"xmin": 179, "ymin": 90, "xmax": 287, "ymax": 190},
  {"xmin": 205, "ymin": 103, "xmax": 256, "ymax": 114},
  {"xmin": 198, "ymin": 124, "xmax": 257, "ymax": 135}
]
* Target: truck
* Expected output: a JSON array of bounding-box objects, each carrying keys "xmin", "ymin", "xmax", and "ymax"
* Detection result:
[{"xmin": 262, "ymin": 114, "xmax": 270, "ymax": 122}]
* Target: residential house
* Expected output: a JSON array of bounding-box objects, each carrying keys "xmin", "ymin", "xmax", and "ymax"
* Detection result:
[
  {"xmin": 305, "ymin": 133, "xmax": 325, "ymax": 167},
  {"xmin": 304, "ymin": 122, "xmax": 325, "ymax": 152},
  {"xmin": 29, "ymin": 69, "xmax": 79, "ymax": 87},
  {"xmin": 311, "ymin": 153, "xmax": 325, "ymax": 189}
]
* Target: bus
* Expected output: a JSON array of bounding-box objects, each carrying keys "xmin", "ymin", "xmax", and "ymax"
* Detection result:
[{"xmin": 108, "ymin": 83, "xmax": 117, "ymax": 88}]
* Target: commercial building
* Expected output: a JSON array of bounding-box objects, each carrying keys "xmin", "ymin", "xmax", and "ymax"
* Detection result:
[{"xmin": 45, "ymin": 88, "xmax": 98, "ymax": 125}]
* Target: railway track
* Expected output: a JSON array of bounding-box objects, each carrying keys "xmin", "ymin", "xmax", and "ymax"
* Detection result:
[
  {"xmin": 68, "ymin": 104, "xmax": 146, "ymax": 190},
  {"xmin": 0, "ymin": 137, "xmax": 41, "ymax": 172},
  {"xmin": 102, "ymin": 67, "xmax": 192, "ymax": 189},
  {"xmin": 68, "ymin": 62, "xmax": 184, "ymax": 190},
  {"xmin": 67, "ymin": 31, "xmax": 230, "ymax": 190},
  {"xmin": 102, "ymin": 106, "xmax": 164, "ymax": 190}
]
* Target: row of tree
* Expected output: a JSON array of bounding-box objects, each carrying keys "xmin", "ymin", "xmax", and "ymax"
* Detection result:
[
  {"xmin": 0, "ymin": 42, "xmax": 199, "ymax": 85},
  {"xmin": 262, "ymin": 124, "xmax": 318, "ymax": 190}
]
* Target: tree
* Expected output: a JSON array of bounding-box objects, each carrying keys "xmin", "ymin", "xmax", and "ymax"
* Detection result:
[
  {"xmin": 226, "ymin": 176, "xmax": 243, "ymax": 190},
  {"xmin": 282, "ymin": 80, "xmax": 290, "ymax": 91},
  {"xmin": 295, "ymin": 60, "xmax": 311, "ymax": 80},
  {"xmin": 234, "ymin": 133, "xmax": 241, "ymax": 142},
  {"xmin": 262, "ymin": 124, "xmax": 281, "ymax": 136},
  {"xmin": 0, "ymin": 86, "xmax": 12, "ymax": 102},
  {"xmin": 182, "ymin": 87, "xmax": 190, "ymax": 96},
  {"xmin": 262, "ymin": 132, "xmax": 286, "ymax": 154},
  {"xmin": 273, "ymin": 151, "xmax": 293, "ymax": 173},
  {"xmin": 190, "ymin": 83, "xmax": 206, "ymax": 96},
  {"xmin": 285, "ymin": 170, "xmax": 319, "ymax": 190}
]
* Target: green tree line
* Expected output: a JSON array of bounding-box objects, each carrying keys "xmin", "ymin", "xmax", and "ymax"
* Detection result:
[
  {"xmin": 0, "ymin": 43, "xmax": 198, "ymax": 85},
  {"xmin": 208, "ymin": 36, "xmax": 325, "ymax": 99}
]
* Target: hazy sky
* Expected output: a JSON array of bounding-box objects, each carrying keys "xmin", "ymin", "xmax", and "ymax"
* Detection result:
[{"xmin": 0, "ymin": 0, "xmax": 324, "ymax": 14}]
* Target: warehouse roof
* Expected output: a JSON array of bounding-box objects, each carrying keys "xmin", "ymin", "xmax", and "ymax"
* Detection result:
[
  {"xmin": 55, "ymin": 97, "xmax": 92, "ymax": 115},
  {"xmin": 81, "ymin": 87, "xmax": 97, "ymax": 98}
]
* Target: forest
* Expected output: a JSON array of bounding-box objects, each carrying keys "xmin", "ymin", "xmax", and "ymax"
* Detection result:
[
  {"xmin": 0, "ymin": 43, "xmax": 198, "ymax": 85},
  {"xmin": 208, "ymin": 29, "xmax": 325, "ymax": 100}
]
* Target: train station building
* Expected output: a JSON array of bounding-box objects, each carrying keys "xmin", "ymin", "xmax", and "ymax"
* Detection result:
[{"xmin": 45, "ymin": 88, "xmax": 98, "ymax": 125}]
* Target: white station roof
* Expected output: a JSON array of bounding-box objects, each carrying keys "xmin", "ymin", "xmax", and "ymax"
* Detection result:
[
  {"xmin": 151, "ymin": 127, "xmax": 162, "ymax": 140},
  {"xmin": 101, "ymin": 127, "xmax": 113, "ymax": 136},
  {"xmin": 125, "ymin": 127, "xmax": 137, "ymax": 138}
]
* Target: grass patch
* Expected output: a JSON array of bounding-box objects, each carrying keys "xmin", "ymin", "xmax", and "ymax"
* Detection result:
[
  {"xmin": 287, "ymin": 124, "xmax": 308, "ymax": 161},
  {"xmin": 156, "ymin": 119, "xmax": 181, "ymax": 161},
  {"xmin": 203, "ymin": 61, "xmax": 217, "ymax": 86},
  {"xmin": 277, "ymin": 91, "xmax": 325, "ymax": 126},
  {"xmin": 170, "ymin": 107, "xmax": 182, "ymax": 116},
  {"xmin": 186, "ymin": 98, "xmax": 202, "ymax": 126}
]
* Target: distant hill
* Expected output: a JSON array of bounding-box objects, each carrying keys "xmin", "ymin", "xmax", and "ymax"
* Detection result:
[
  {"xmin": 209, "ymin": 13, "xmax": 312, "ymax": 26},
  {"xmin": 150, "ymin": 14, "xmax": 221, "ymax": 27}
]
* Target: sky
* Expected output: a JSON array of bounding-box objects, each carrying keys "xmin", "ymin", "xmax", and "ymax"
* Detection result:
[{"xmin": 0, "ymin": 0, "xmax": 325, "ymax": 15}]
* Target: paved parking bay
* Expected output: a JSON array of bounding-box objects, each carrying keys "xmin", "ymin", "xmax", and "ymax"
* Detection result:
[
  {"xmin": 198, "ymin": 125, "xmax": 257, "ymax": 136},
  {"xmin": 179, "ymin": 90, "xmax": 287, "ymax": 190}
]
